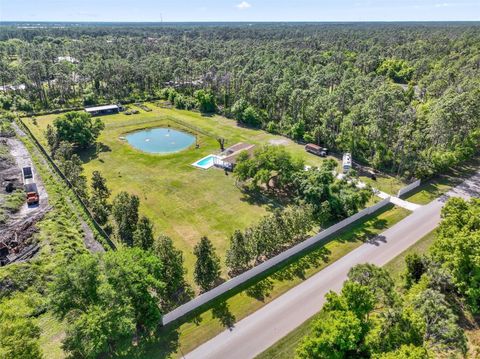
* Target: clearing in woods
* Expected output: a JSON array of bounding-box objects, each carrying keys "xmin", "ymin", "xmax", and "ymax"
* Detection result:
[{"xmin": 25, "ymin": 104, "xmax": 338, "ymax": 284}]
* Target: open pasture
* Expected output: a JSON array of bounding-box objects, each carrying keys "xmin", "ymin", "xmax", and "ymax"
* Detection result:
[{"xmin": 25, "ymin": 105, "xmax": 333, "ymax": 282}]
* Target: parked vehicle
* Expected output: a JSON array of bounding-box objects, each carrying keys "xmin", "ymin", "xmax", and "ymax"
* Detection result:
[
  {"xmin": 22, "ymin": 166, "xmax": 33, "ymax": 183},
  {"xmin": 342, "ymin": 153, "xmax": 352, "ymax": 173},
  {"xmin": 305, "ymin": 143, "xmax": 328, "ymax": 157},
  {"xmin": 24, "ymin": 183, "xmax": 39, "ymax": 205}
]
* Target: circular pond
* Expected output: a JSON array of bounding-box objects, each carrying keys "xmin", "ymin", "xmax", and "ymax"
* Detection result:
[{"xmin": 125, "ymin": 127, "xmax": 195, "ymax": 154}]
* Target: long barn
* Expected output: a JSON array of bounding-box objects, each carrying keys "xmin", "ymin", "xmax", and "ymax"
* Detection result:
[{"xmin": 85, "ymin": 104, "xmax": 120, "ymax": 116}]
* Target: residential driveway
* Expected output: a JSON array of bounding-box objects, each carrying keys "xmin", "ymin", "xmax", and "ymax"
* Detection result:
[
  {"xmin": 185, "ymin": 171, "xmax": 480, "ymax": 359},
  {"xmin": 376, "ymin": 190, "xmax": 422, "ymax": 211}
]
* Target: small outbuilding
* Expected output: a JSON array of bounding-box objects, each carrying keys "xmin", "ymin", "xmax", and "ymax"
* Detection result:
[{"xmin": 85, "ymin": 104, "xmax": 120, "ymax": 116}]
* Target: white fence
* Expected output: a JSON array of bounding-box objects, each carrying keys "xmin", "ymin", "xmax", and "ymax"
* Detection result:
[
  {"xmin": 162, "ymin": 196, "xmax": 392, "ymax": 326},
  {"xmin": 397, "ymin": 179, "xmax": 421, "ymax": 198}
]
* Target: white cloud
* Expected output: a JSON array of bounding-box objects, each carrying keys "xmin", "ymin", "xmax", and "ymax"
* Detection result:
[{"xmin": 236, "ymin": 1, "xmax": 252, "ymax": 10}]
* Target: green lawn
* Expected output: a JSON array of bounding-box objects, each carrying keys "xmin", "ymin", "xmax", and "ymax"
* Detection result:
[
  {"xmin": 24, "ymin": 105, "xmax": 337, "ymax": 284},
  {"xmin": 256, "ymin": 227, "xmax": 434, "ymax": 359},
  {"xmin": 404, "ymin": 158, "xmax": 480, "ymax": 205},
  {"xmin": 112, "ymin": 204, "xmax": 410, "ymax": 358},
  {"xmin": 360, "ymin": 173, "xmax": 407, "ymax": 196}
]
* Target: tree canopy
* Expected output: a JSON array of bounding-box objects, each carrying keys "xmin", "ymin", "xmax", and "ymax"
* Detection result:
[
  {"xmin": 3, "ymin": 23, "xmax": 479, "ymax": 178},
  {"xmin": 53, "ymin": 111, "xmax": 104, "ymax": 149}
]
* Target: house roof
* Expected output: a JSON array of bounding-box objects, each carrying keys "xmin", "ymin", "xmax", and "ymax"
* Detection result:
[
  {"xmin": 221, "ymin": 143, "xmax": 256, "ymax": 164},
  {"xmin": 85, "ymin": 104, "xmax": 119, "ymax": 112}
]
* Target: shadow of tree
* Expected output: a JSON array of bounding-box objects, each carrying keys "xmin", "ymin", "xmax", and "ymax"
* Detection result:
[
  {"xmin": 113, "ymin": 310, "xmax": 206, "ymax": 358},
  {"xmin": 78, "ymin": 142, "xmax": 111, "ymax": 163},
  {"xmin": 272, "ymin": 246, "xmax": 331, "ymax": 282},
  {"xmin": 212, "ymin": 302, "xmax": 236, "ymax": 330},
  {"xmin": 238, "ymin": 186, "xmax": 288, "ymax": 212},
  {"xmin": 246, "ymin": 277, "xmax": 274, "ymax": 301}
]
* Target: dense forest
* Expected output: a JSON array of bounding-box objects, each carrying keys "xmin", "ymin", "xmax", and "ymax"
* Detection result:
[
  {"xmin": 1, "ymin": 22, "xmax": 480, "ymax": 359},
  {"xmin": 1, "ymin": 23, "xmax": 479, "ymax": 178}
]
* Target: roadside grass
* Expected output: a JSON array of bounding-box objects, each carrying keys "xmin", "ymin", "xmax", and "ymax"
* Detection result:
[
  {"xmin": 24, "ymin": 106, "xmax": 341, "ymax": 283},
  {"xmin": 257, "ymin": 228, "xmax": 480, "ymax": 359},
  {"xmin": 383, "ymin": 230, "xmax": 436, "ymax": 283},
  {"xmin": 256, "ymin": 230, "xmax": 436, "ymax": 359},
  {"xmin": 404, "ymin": 157, "xmax": 480, "ymax": 205},
  {"xmin": 383, "ymin": 229, "xmax": 480, "ymax": 358},
  {"xmin": 113, "ymin": 204, "xmax": 410, "ymax": 358},
  {"xmin": 256, "ymin": 312, "xmax": 322, "ymax": 359}
]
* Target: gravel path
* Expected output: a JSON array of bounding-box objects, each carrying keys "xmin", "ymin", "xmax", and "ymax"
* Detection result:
[{"xmin": 12, "ymin": 122, "xmax": 104, "ymax": 254}]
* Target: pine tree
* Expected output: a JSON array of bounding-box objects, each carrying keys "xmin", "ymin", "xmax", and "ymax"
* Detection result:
[
  {"xmin": 89, "ymin": 171, "xmax": 111, "ymax": 226},
  {"xmin": 133, "ymin": 216, "xmax": 154, "ymax": 250},
  {"xmin": 153, "ymin": 235, "xmax": 192, "ymax": 309},
  {"xmin": 112, "ymin": 192, "xmax": 139, "ymax": 246},
  {"xmin": 226, "ymin": 230, "xmax": 253, "ymax": 274},
  {"xmin": 193, "ymin": 236, "xmax": 221, "ymax": 292}
]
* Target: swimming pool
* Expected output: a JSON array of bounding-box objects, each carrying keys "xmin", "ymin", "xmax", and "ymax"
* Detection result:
[
  {"xmin": 192, "ymin": 155, "xmax": 218, "ymax": 169},
  {"xmin": 125, "ymin": 127, "xmax": 195, "ymax": 154}
]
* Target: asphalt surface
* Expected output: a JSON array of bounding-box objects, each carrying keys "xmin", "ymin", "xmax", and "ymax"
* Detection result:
[{"xmin": 185, "ymin": 171, "xmax": 480, "ymax": 359}]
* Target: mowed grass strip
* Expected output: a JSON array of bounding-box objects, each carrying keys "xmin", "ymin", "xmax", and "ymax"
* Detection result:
[
  {"xmin": 23, "ymin": 106, "xmax": 335, "ymax": 284},
  {"xmin": 112, "ymin": 204, "xmax": 410, "ymax": 358},
  {"xmin": 404, "ymin": 157, "xmax": 480, "ymax": 205}
]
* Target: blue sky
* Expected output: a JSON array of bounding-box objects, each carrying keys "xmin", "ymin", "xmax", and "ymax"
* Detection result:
[{"xmin": 1, "ymin": 0, "xmax": 480, "ymax": 22}]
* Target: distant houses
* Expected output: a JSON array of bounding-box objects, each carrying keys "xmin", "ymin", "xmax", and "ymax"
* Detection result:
[
  {"xmin": 0, "ymin": 84, "xmax": 26, "ymax": 92},
  {"xmin": 57, "ymin": 56, "xmax": 78, "ymax": 64}
]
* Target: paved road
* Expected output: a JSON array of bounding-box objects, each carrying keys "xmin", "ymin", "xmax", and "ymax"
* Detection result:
[{"xmin": 185, "ymin": 171, "xmax": 480, "ymax": 359}]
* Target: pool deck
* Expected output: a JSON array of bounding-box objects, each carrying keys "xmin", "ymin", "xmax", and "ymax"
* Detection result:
[{"xmin": 192, "ymin": 154, "xmax": 219, "ymax": 169}]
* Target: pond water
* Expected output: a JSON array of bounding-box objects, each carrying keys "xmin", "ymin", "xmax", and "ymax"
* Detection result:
[{"xmin": 125, "ymin": 127, "xmax": 195, "ymax": 154}]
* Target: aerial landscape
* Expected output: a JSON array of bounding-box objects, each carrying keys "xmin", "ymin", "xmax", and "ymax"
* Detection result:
[{"xmin": 0, "ymin": 1, "xmax": 479, "ymax": 358}]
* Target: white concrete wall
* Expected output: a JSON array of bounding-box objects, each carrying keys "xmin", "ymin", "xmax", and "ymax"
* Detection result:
[
  {"xmin": 162, "ymin": 197, "xmax": 392, "ymax": 326},
  {"xmin": 397, "ymin": 179, "xmax": 421, "ymax": 197}
]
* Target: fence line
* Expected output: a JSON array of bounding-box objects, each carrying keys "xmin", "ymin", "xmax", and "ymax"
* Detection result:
[
  {"xmin": 165, "ymin": 116, "xmax": 217, "ymax": 139},
  {"xmin": 25, "ymin": 97, "xmax": 163, "ymax": 117},
  {"xmin": 397, "ymin": 179, "xmax": 421, "ymax": 197},
  {"xmin": 16, "ymin": 117, "xmax": 115, "ymax": 250},
  {"xmin": 162, "ymin": 196, "xmax": 391, "ymax": 326}
]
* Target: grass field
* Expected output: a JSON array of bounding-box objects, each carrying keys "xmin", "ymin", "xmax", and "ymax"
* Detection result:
[
  {"xmin": 360, "ymin": 173, "xmax": 406, "ymax": 196},
  {"xmin": 24, "ymin": 105, "xmax": 339, "ymax": 283},
  {"xmin": 111, "ymin": 204, "xmax": 410, "ymax": 358}
]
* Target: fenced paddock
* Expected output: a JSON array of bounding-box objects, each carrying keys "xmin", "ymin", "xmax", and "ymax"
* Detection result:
[{"xmin": 162, "ymin": 196, "xmax": 392, "ymax": 325}]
